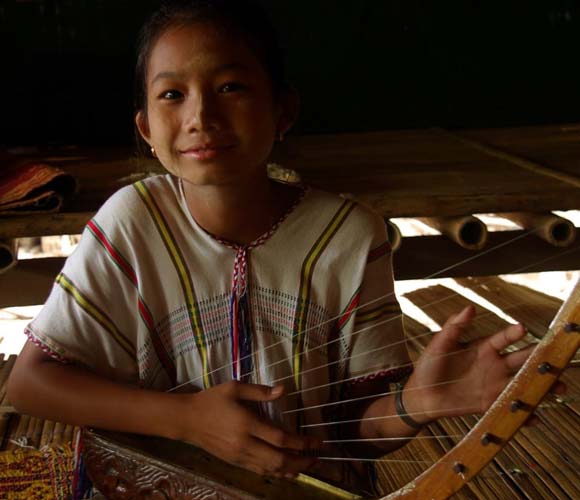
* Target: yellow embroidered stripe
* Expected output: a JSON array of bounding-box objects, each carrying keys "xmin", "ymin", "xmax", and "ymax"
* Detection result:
[
  {"xmin": 356, "ymin": 302, "xmax": 401, "ymax": 325},
  {"xmin": 292, "ymin": 200, "xmax": 356, "ymax": 389},
  {"xmin": 134, "ymin": 181, "xmax": 210, "ymax": 389},
  {"xmin": 56, "ymin": 273, "xmax": 134, "ymax": 358}
]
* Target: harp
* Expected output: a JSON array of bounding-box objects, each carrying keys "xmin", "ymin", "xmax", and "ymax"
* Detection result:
[{"xmin": 82, "ymin": 279, "xmax": 580, "ymax": 500}]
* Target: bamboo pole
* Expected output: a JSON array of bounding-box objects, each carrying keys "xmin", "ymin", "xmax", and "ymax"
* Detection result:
[
  {"xmin": 497, "ymin": 212, "xmax": 576, "ymax": 247},
  {"xmin": 418, "ymin": 216, "xmax": 488, "ymax": 250}
]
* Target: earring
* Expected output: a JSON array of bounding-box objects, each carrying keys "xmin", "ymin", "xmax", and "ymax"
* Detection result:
[{"xmin": 151, "ymin": 147, "xmax": 157, "ymax": 157}]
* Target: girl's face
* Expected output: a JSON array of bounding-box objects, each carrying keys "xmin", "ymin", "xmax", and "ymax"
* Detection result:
[{"xmin": 137, "ymin": 23, "xmax": 293, "ymax": 187}]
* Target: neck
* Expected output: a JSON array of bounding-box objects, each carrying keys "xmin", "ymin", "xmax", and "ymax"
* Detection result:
[{"xmin": 182, "ymin": 175, "xmax": 292, "ymax": 245}]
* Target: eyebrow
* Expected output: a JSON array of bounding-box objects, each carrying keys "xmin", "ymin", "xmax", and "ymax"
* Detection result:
[{"xmin": 151, "ymin": 63, "xmax": 250, "ymax": 85}]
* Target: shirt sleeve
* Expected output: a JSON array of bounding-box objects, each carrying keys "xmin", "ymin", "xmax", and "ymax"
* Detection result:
[
  {"xmin": 25, "ymin": 186, "xmax": 141, "ymax": 384},
  {"xmin": 342, "ymin": 214, "xmax": 412, "ymax": 385}
]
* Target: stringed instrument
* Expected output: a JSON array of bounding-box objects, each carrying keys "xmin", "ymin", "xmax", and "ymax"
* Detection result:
[{"xmin": 82, "ymin": 279, "xmax": 580, "ymax": 500}]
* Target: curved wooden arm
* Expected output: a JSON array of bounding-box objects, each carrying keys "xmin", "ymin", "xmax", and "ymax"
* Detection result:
[{"xmin": 382, "ymin": 280, "xmax": 580, "ymax": 500}]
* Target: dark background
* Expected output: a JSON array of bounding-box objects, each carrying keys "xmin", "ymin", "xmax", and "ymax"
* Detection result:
[{"xmin": 1, "ymin": 0, "xmax": 579, "ymax": 147}]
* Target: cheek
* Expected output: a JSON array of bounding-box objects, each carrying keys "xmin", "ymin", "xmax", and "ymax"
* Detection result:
[{"xmin": 149, "ymin": 110, "xmax": 179, "ymax": 142}]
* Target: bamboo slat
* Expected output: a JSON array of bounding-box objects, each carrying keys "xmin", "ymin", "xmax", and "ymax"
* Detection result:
[
  {"xmin": 0, "ymin": 354, "xmax": 17, "ymax": 405},
  {"xmin": 455, "ymin": 277, "xmax": 579, "ymax": 363},
  {"xmin": 403, "ymin": 283, "xmax": 536, "ymax": 350},
  {"xmin": 39, "ymin": 419, "xmax": 56, "ymax": 449},
  {"xmin": 6, "ymin": 414, "xmax": 30, "ymax": 451},
  {"xmin": 454, "ymin": 277, "xmax": 562, "ymax": 338}
]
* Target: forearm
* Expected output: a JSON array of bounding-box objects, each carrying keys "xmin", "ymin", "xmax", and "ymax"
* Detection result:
[
  {"xmin": 8, "ymin": 358, "xmax": 185, "ymax": 442},
  {"xmin": 356, "ymin": 391, "xmax": 423, "ymax": 455}
]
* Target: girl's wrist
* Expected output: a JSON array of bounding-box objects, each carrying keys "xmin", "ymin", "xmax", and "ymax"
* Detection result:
[
  {"xmin": 398, "ymin": 379, "xmax": 434, "ymax": 427},
  {"xmin": 138, "ymin": 390, "xmax": 193, "ymax": 442}
]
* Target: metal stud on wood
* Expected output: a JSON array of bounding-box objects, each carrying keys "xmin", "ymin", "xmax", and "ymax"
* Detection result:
[{"xmin": 537, "ymin": 362, "xmax": 552, "ymax": 374}]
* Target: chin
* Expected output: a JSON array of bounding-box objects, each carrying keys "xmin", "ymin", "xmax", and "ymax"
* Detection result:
[{"xmin": 177, "ymin": 170, "xmax": 244, "ymax": 188}]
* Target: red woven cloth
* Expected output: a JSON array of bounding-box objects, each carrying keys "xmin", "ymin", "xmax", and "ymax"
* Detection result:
[{"xmin": 0, "ymin": 163, "xmax": 76, "ymax": 215}]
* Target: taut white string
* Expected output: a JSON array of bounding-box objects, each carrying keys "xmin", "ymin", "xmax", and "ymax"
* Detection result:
[
  {"xmin": 282, "ymin": 378, "xmax": 465, "ymax": 415},
  {"xmin": 301, "ymin": 404, "xmax": 479, "ymax": 429},
  {"xmin": 167, "ymin": 227, "xmax": 545, "ymax": 392},
  {"xmin": 168, "ymin": 231, "xmax": 579, "ymax": 394},
  {"xmin": 271, "ymin": 296, "xmax": 543, "ymax": 389}
]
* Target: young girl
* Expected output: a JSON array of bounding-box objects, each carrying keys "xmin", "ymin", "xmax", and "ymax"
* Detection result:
[{"xmin": 7, "ymin": 0, "xmax": 536, "ymax": 494}]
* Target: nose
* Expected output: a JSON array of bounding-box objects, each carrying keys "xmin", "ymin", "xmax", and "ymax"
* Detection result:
[{"xmin": 184, "ymin": 89, "xmax": 221, "ymax": 133}]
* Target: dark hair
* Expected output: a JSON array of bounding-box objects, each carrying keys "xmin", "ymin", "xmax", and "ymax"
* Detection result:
[{"xmin": 135, "ymin": 0, "xmax": 286, "ymax": 115}]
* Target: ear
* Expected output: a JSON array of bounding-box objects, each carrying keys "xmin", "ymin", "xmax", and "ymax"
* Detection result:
[
  {"xmin": 135, "ymin": 110, "xmax": 152, "ymax": 145},
  {"xmin": 276, "ymin": 85, "xmax": 300, "ymax": 138}
]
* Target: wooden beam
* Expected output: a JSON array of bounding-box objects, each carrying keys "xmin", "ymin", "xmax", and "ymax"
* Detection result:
[
  {"xmin": 0, "ymin": 212, "xmax": 92, "ymax": 239},
  {"xmin": 1, "ymin": 230, "xmax": 579, "ymax": 307},
  {"xmin": 440, "ymin": 129, "xmax": 580, "ymax": 189},
  {"xmin": 0, "ymin": 257, "xmax": 64, "ymax": 307},
  {"xmin": 393, "ymin": 229, "xmax": 580, "ymax": 280}
]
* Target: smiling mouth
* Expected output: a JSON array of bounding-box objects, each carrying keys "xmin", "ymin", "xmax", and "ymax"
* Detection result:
[{"xmin": 180, "ymin": 144, "xmax": 235, "ymax": 160}]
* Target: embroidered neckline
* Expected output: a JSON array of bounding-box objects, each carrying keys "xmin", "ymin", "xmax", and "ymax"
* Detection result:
[
  {"xmin": 178, "ymin": 177, "xmax": 309, "ymax": 251},
  {"xmin": 176, "ymin": 175, "xmax": 308, "ymax": 382}
]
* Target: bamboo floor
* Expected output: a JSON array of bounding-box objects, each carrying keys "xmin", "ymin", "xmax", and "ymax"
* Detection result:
[{"xmin": 0, "ymin": 277, "xmax": 578, "ymax": 499}]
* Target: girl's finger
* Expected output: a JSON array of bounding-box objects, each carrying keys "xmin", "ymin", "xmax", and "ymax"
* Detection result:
[
  {"xmin": 488, "ymin": 323, "xmax": 527, "ymax": 352},
  {"xmin": 551, "ymin": 381, "xmax": 567, "ymax": 395},
  {"xmin": 503, "ymin": 344, "xmax": 536, "ymax": 373},
  {"xmin": 250, "ymin": 418, "xmax": 318, "ymax": 452},
  {"xmin": 442, "ymin": 305, "xmax": 476, "ymax": 330},
  {"xmin": 246, "ymin": 436, "xmax": 317, "ymax": 474},
  {"xmin": 233, "ymin": 382, "xmax": 285, "ymax": 402},
  {"xmin": 524, "ymin": 414, "xmax": 540, "ymax": 427},
  {"xmin": 434, "ymin": 305, "xmax": 476, "ymax": 350}
]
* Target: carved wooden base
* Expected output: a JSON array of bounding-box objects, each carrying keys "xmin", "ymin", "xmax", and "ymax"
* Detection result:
[{"xmin": 82, "ymin": 429, "xmax": 359, "ymax": 500}]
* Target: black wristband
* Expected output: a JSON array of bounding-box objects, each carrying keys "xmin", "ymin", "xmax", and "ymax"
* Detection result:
[{"xmin": 395, "ymin": 383, "xmax": 424, "ymax": 430}]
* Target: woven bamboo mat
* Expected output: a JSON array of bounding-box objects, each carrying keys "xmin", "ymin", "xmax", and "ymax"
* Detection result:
[{"xmin": 374, "ymin": 280, "xmax": 580, "ymax": 499}]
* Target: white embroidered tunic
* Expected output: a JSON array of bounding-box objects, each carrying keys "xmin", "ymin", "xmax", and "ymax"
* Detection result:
[{"xmin": 26, "ymin": 174, "xmax": 411, "ymax": 491}]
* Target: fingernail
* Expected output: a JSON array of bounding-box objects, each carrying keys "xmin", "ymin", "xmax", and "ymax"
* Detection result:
[{"xmin": 270, "ymin": 385, "xmax": 284, "ymax": 396}]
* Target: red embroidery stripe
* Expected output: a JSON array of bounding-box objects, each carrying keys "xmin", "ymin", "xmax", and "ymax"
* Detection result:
[
  {"xmin": 87, "ymin": 220, "xmax": 137, "ymax": 285},
  {"xmin": 367, "ymin": 241, "xmax": 391, "ymax": 263},
  {"xmin": 337, "ymin": 290, "xmax": 361, "ymax": 331},
  {"xmin": 349, "ymin": 366, "xmax": 413, "ymax": 385},
  {"xmin": 87, "ymin": 218, "xmax": 176, "ymax": 385},
  {"xmin": 25, "ymin": 327, "xmax": 70, "ymax": 364}
]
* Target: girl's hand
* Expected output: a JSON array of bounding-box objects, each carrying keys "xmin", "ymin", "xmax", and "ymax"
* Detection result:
[
  {"xmin": 404, "ymin": 305, "xmax": 537, "ymax": 423},
  {"xmin": 175, "ymin": 381, "xmax": 319, "ymax": 478}
]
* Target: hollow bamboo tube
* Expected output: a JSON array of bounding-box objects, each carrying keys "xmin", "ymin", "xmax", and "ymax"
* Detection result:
[
  {"xmin": 418, "ymin": 215, "xmax": 488, "ymax": 250},
  {"xmin": 497, "ymin": 212, "xmax": 577, "ymax": 247},
  {"xmin": 0, "ymin": 239, "xmax": 18, "ymax": 274},
  {"xmin": 385, "ymin": 219, "xmax": 403, "ymax": 251}
]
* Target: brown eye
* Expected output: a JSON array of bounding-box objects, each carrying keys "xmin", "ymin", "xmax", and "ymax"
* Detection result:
[
  {"xmin": 159, "ymin": 90, "xmax": 183, "ymax": 100},
  {"xmin": 219, "ymin": 82, "xmax": 245, "ymax": 93}
]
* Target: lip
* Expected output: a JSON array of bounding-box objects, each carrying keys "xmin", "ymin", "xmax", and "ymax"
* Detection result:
[{"xmin": 180, "ymin": 143, "xmax": 235, "ymax": 160}]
